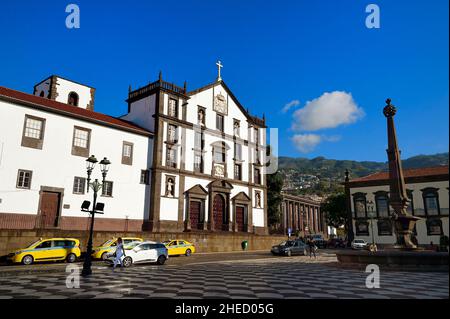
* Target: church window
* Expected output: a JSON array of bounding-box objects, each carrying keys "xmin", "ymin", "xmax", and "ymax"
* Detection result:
[
  {"xmin": 213, "ymin": 143, "xmax": 226, "ymax": 164},
  {"xmin": 166, "ymin": 146, "xmax": 177, "ymax": 168},
  {"xmin": 194, "ymin": 153, "xmax": 203, "ymax": 173},
  {"xmin": 422, "ymin": 188, "xmax": 440, "ymax": 216},
  {"xmin": 167, "ymin": 125, "xmax": 178, "ymax": 143},
  {"xmin": 68, "ymin": 92, "xmax": 79, "ymax": 107},
  {"xmin": 73, "ymin": 177, "xmax": 86, "ymax": 195},
  {"xmin": 254, "ymin": 168, "xmax": 261, "ymax": 185},
  {"xmin": 216, "ymin": 114, "xmax": 224, "ymax": 132},
  {"xmin": 234, "ymin": 163, "xmax": 242, "ymax": 180},
  {"xmin": 101, "ymin": 181, "xmax": 113, "ymax": 197},
  {"xmin": 122, "ymin": 142, "xmax": 133, "ymax": 165},
  {"xmin": 16, "ymin": 170, "xmax": 32, "ymax": 189},
  {"xmin": 234, "ymin": 142, "xmax": 242, "ymax": 161},
  {"xmin": 165, "ymin": 176, "xmax": 176, "ymax": 197},
  {"xmin": 168, "ymin": 98, "xmax": 178, "ymax": 117}
]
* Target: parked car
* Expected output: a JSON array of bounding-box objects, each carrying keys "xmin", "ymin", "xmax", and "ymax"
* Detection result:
[
  {"xmin": 311, "ymin": 234, "xmax": 327, "ymax": 248},
  {"xmin": 6, "ymin": 238, "xmax": 81, "ymax": 265},
  {"xmin": 163, "ymin": 239, "xmax": 196, "ymax": 256},
  {"xmin": 92, "ymin": 237, "xmax": 143, "ymax": 260},
  {"xmin": 105, "ymin": 241, "xmax": 168, "ymax": 267},
  {"xmin": 327, "ymin": 238, "xmax": 346, "ymax": 248},
  {"xmin": 351, "ymin": 239, "xmax": 368, "ymax": 250},
  {"xmin": 271, "ymin": 240, "xmax": 307, "ymax": 256}
]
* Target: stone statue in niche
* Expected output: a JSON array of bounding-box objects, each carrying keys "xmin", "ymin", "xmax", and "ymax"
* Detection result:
[
  {"xmin": 198, "ymin": 109, "xmax": 205, "ymax": 126},
  {"xmin": 233, "ymin": 121, "xmax": 240, "ymax": 136},
  {"xmin": 166, "ymin": 178, "xmax": 175, "ymax": 197},
  {"xmin": 255, "ymin": 192, "xmax": 261, "ymax": 208}
]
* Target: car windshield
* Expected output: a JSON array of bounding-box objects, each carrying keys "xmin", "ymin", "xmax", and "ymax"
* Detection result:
[
  {"xmin": 26, "ymin": 240, "xmax": 42, "ymax": 248},
  {"xmin": 280, "ymin": 241, "xmax": 294, "ymax": 247},
  {"xmin": 100, "ymin": 239, "xmax": 115, "ymax": 247},
  {"xmin": 124, "ymin": 242, "xmax": 141, "ymax": 250}
]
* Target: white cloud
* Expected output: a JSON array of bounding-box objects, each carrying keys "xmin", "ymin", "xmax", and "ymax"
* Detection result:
[
  {"xmin": 291, "ymin": 134, "xmax": 341, "ymax": 153},
  {"xmin": 281, "ymin": 99, "xmax": 300, "ymax": 113},
  {"xmin": 291, "ymin": 91, "xmax": 364, "ymax": 131}
]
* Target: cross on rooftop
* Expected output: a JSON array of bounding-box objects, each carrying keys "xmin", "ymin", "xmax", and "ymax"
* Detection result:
[{"xmin": 216, "ymin": 60, "xmax": 223, "ymax": 81}]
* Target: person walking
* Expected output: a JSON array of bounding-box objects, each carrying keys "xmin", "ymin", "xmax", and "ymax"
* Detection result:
[
  {"xmin": 113, "ymin": 237, "xmax": 126, "ymax": 271},
  {"xmin": 308, "ymin": 237, "xmax": 317, "ymax": 259}
]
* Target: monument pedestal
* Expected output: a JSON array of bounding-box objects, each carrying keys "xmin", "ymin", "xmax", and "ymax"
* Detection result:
[{"xmin": 393, "ymin": 215, "xmax": 422, "ymax": 250}]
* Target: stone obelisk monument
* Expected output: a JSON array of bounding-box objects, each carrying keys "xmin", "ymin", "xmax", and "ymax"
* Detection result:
[{"xmin": 383, "ymin": 99, "xmax": 420, "ymax": 249}]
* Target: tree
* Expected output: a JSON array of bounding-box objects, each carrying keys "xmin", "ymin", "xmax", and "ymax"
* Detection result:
[
  {"xmin": 267, "ymin": 171, "xmax": 284, "ymax": 230},
  {"xmin": 322, "ymin": 193, "xmax": 348, "ymax": 231}
]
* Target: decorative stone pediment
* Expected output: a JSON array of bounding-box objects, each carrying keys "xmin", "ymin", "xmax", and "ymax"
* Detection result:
[
  {"xmin": 185, "ymin": 184, "xmax": 208, "ymax": 197},
  {"xmin": 232, "ymin": 192, "xmax": 251, "ymax": 202},
  {"xmin": 208, "ymin": 179, "xmax": 233, "ymax": 192}
]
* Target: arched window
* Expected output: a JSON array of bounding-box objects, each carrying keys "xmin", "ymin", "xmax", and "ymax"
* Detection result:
[{"xmin": 68, "ymin": 92, "xmax": 79, "ymax": 106}]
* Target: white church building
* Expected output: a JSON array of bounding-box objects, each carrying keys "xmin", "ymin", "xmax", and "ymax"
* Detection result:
[{"xmin": 0, "ymin": 67, "xmax": 269, "ymax": 235}]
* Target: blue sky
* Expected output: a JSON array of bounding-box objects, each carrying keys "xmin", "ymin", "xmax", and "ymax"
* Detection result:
[{"xmin": 0, "ymin": 0, "xmax": 448, "ymax": 161}]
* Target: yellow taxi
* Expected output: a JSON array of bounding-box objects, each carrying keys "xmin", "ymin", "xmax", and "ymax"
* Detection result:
[
  {"xmin": 163, "ymin": 239, "xmax": 196, "ymax": 256},
  {"xmin": 6, "ymin": 238, "xmax": 81, "ymax": 265},
  {"xmin": 91, "ymin": 237, "xmax": 143, "ymax": 260}
]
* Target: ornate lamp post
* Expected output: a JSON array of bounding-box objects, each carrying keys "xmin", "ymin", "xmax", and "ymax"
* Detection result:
[
  {"xmin": 367, "ymin": 200, "xmax": 377, "ymax": 252},
  {"xmin": 81, "ymin": 155, "xmax": 111, "ymax": 277}
]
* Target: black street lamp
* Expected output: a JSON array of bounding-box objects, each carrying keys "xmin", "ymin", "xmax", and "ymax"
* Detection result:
[{"xmin": 81, "ymin": 156, "xmax": 111, "ymax": 277}]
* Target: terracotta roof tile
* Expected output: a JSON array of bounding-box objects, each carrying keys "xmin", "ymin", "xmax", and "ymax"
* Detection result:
[
  {"xmin": 0, "ymin": 86, "xmax": 152, "ymax": 136},
  {"xmin": 350, "ymin": 165, "xmax": 449, "ymax": 182}
]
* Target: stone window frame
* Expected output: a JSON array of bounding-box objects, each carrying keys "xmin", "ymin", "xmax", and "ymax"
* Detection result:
[
  {"xmin": 421, "ymin": 187, "xmax": 441, "ymax": 217},
  {"xmin": 234, "ymin": 163, "xmax": 242, "ymax": 180},
  {"xmin": 71, "ymin": 126, "xmax": 91, "ymax": 158},
  {"xmin": 16, "ymin": 169, "xmax": 33, "ymax": 190},
  {"xmin": 68, "ymin": 91, "xmax": 79, "ymax": 107},
  {"xmin": 21, "ymin": 114, "xmax": 46, "ymax": 150},
  {"xmin": 234, "ymin": 141, "xmax": 243, "ymax": 161},
  {"xmin": 121, "ymin": 141, "xmax": 134, "ymax": 165},
  {"xmin": 426, "ymin": 218, "xmax": 443, "ymax": 236},
  {"xmin": 140, "ymin": 170, "xmax": 150, "ymax": 185},
  {"xmin": 216, "ymin": 113, "xmax": 224, "ymax": 132},
  {"xmin": 168, "ymin": 97, "xmax": 179, "ymax": 118},
  {"xmin": 352, "ymin": 192, "xmax": 367, "ymax": 219},
  {"xmin": 164, "ymin": 175, "xmax": 177, "ymax": 198},
  {"xmin": 211, "ymin": 141, "xmax": 229, "ymax": 178},
  {"xmin": 374, "ymin": 191, "xmax": 390, "ymax": 219},
  {"xmin": 254, "ymin": 168, "xmax": 261, "ymax": 185},
  {"xmin": 101, "ymin": 181, "xmax": 114, "ymax": 197},
  {"xmin": 193, "ymin": 151, "xmax": 204, "ymax": 173},
  {"xmin": 167, "ymin": 124, "xmax": 178, "ymax": 144},
  {"xmin": 72, "ymin": 176, "xmax": 86, "ymax": 195},
  {"xmin": 165, "ymin": 145, "xmax": 177, "ymax": 168}
]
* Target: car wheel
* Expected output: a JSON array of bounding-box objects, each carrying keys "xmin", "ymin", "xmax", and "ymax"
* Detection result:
[
  {"xmin": 66, "ymin": 253, "xmax": 77, "ymax": 263},
  {"xmin": 185, "ymin": 249, "xmax": 192, "ymax": 257},
  {"xmin": 123, "ymin": 256, "xmax": 133, "ymax": 268},
  {"xmin": 287, "ymin": 250, "xmax": 292, "ymax": 257},
  {"xmin": 22, "ymin": 255, "xmax": 34, "ymax": 265},
  {"xmin": 157, "ymin": 255, "xmax": 166, "ymax": 265},
  {"xmin": 101, "ymin": 252, "xmax": 108, "ymax": 260}
]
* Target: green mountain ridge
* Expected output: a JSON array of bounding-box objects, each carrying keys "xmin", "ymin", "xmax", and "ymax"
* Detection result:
[{"xmin": 278, "ymin": 152, "xmax": 449, "ymax": 179}]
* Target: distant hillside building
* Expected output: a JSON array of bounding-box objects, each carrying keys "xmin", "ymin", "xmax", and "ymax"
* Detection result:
[{"xmin": 345, "ymin": 166, "xmax": 449, "ymax": 247}]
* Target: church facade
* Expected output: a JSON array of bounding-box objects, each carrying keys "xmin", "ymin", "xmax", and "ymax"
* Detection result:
[{"xmin": 0, "ymin": 69, "xmax": 268, "ymax": 234}]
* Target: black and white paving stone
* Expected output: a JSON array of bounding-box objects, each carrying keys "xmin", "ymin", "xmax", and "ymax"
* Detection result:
[{"xmin": 0, "ymin": 256, "xmax": 447, "ymax": 299}]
